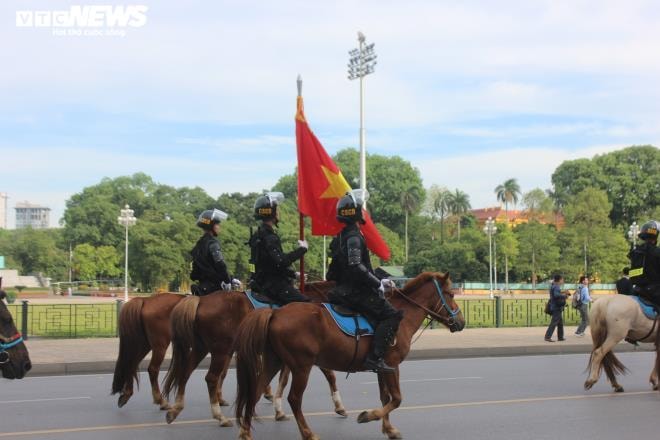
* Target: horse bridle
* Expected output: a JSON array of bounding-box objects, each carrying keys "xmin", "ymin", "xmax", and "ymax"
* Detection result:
[
  {"xmin": 0, "ymin": 332, "xmax": 23, "ymax": 365},
  {"xmin": 393, "ymin": 278, "xmax": 461, "ymax": 327}
]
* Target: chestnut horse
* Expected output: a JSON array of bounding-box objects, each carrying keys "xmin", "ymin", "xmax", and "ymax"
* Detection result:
[
  {"xmin": 111, "ymin": 292, "xmax": 187, "ymax": 409},
  {"xmin": 584, "ymin": 295, "xmax": 660, "ymax": 392},
  {"xmin": 234, "ymin": 272, "xmax": 465, "ymax": 440},
  {"xmin": 0, "ymin": 289, "xmax": 31, "ymax": 379},
  {"xmin": 162, "ymin": 282, "xmax": 345, "ymax": 427}
]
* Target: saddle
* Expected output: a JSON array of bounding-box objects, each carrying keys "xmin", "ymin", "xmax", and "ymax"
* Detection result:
[
  {"xmin": 245, "ymin": 290, "xmax": 280, "ymax": 309},
  {"xmin": 633, "ymin": 296, "xmax": 659, "ymax": 320},
  {"xmin": 322, "ymin": 303, "xmax": 374, "ymax": 337}
]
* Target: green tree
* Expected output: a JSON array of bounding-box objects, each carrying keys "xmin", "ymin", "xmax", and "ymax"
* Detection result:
[
  {"xmin": 522, "ymin": 188, "xmax": 554, "ymax": 221},
  {"xmin": 426, "ymin": 185, "xmax": 450, "ymax": 243},
  {"xmin": 514, "ymin": 221, "xmax": 560, "ymax": 290},
  {"xmin": 495, "ymin": 178, "xmax": 521, "ymax": 222},
  {"xmin": 1, "ymin": 228, "xmax": 68, "ymax": 280},
  {"xmin": 551, "ymin": 146, "xmax": 660, "ymax": 225},
  {"xmin": 558, "ymin": 188, "xmax": 629, "ymax": 282},
  {"xmin": 400, "ymin": 186, "xmax": 421, "ymax": 261},
  {"xmin": 446, "ymin": 189, "xmax": 471, "ymax": 240},
  {"xmin": 496, "ymin": 226, "xmax": 519, "ymax": 291}
]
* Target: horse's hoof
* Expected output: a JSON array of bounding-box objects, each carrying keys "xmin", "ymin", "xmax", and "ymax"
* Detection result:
[
  {"xmin": 220, "ymin": 419, "xmax": 234, "ymax": 427},
  {"xmin": 275, "ymin": 412, "xmax": 290, "ymax": 421},
  {"xmin": 584, "ymin": 381, "xmax": 594, "ymax": 391},
  {"xmin": 159, "ymin": 401, "xmax": 171, "ymax": 411},
  {"xmin": 219, "ymin": 399, "xmax": 230, "ymax": 407},
  {"xmin": 335, "ymin": 408, "xmax": 348, "ymax": 418},
  {"xmin": 614, "ymin": 386, "xmax": 624, "ymax": 393},
  {"xmin": 654, "ymin": 384, "xmax": 659, "ymax": 391},
  {"xmin": 385, "ymin": 429, "xmax": 402, "ymax": 439},
  {"xmin": 117, "ymin": 394, "xmax": 130, "ymax": 408},
  {"xmin": 357, "ymin": 411, "xmax": 371, "ymax": 424},
  {"xmin": 166, "ymin": 410, "xmax": 178, "ymax": 424},
  {"xmin": 263, "ymin": 393, "xmax": 274, "ymax": 402}
]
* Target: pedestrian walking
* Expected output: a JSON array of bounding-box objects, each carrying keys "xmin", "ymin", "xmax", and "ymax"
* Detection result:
[
  {"xmin": 545, "ymin": 274, "xmax": 570, "ymax": 342},
  {"xmin": 575, "ymin": 276, "xmax": 591, "ymax": 337}
]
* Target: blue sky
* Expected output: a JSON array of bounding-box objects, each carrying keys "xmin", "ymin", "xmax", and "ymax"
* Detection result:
[{"xmin": 1, "ymin": 0, "xmax": 659, "ymax": 227}]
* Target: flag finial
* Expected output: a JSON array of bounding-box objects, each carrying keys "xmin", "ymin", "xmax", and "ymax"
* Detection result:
[{"xmin": 297, "ymin": 75, "xmax": 302, "ymax": 97}]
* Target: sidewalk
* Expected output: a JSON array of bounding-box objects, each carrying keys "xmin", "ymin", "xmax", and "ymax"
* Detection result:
[{"xmin": 24, "ymin": 325, "xmax": 655, "ymax": 376}]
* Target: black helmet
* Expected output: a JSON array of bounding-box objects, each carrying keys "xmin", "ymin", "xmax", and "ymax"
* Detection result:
[
  {"xmin": 336, "ymin": 189, "xmax": 369, "ymax": 224},
  {"xmin": 639, "ymin": 220, "xmax": 660, "ymax": 241},
  {"xmin": 254, "ymin": 192, "xmax": 285, "ymax": 221},
  {"xmin": 196, "ymin": 209, "xmax": 228, "ymax": 230}
]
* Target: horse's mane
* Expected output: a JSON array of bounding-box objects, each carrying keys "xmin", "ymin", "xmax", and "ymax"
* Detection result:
[{"xmin": 402, "ymin": 272, "xmax": 446, "ymax": 294}]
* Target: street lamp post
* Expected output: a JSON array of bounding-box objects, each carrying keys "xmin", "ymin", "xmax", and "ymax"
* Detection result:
[
  {"xmin": 628, "ymin": 221, "xmax": 640, "ymax": 247},
  {"xmin": 117, "ymin": 204, "xmax": 137, "ymax": 302},
  {"xmin": 483, "ymin": 217, "xmax": 497, "ymax": 299},
  {"xmin": 348, "ymin": 31, "xmax": 377, "ymax": 204}
]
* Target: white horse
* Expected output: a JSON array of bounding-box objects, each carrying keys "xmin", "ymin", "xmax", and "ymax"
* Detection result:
[{"xmin": 584, "ymin": 295, "xmax": 659, "ymax": 392}]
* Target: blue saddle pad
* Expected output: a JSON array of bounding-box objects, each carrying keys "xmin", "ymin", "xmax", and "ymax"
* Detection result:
[
  {"xmin": 322, "ymin": 303, "xmax": 374, "ymax": 337},
  {"xmin": 633, "ymin": 296, "xmax": 658, "ymax": 320},
  {"xmin": 245, "ymin": 290, "xmax": 280, "ymax": 310}
]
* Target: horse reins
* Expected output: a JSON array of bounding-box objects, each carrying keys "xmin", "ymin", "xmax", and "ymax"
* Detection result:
[
  {"xmin": 0, "ymin": 332, "xmax": 23, "ymax": 364},
  {"xmin": 392, "ymin": 279, "xmax": 460, "ymax": 327}
]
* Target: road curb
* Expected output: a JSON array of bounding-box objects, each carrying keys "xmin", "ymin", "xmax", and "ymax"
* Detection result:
[{"xmin": 28, "ymin": 343, "xmax": 654, "ymax": 376}]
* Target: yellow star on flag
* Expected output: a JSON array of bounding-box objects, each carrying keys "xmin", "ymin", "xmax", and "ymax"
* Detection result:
[{"xmin": 320, "ymin": 165, "xmax": 351, "ymax": 199}]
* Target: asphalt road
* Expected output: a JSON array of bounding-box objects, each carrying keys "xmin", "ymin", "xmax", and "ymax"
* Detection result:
[{"xmin": 1, "ymin": 353, "xmax": 659, "ymax": 440}]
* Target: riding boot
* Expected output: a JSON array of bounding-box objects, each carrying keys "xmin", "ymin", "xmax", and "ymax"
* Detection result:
[{"xmin": 362, "ymin": 323, "xmax": 396, "ymax": 374}]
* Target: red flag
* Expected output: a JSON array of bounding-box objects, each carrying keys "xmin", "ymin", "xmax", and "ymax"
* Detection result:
[{"xmin": 295, "ymin": 96, "xmax": 391, "ymax": 261}]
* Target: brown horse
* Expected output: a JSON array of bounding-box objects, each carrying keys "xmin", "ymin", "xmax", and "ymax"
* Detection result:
[
  {"xmin": 234, "ymin": 272, "xmax": 465, "ymax": 440},
  {"xmin": 0, "ymin": 290, "xmax": 31, "ymax": 379},
  {"xmin": 162, "ymin": 282, "xmax": 345, "ymax": 427},
  {"xmin": 111, "ymin": 292, "xmax": 187, "ymax": 409}
]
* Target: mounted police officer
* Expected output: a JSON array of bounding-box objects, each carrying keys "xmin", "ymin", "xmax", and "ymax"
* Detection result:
[
  {"xmin": 248, "ymin": 192, "xmax": 310, "ymax": 305},
  {"xmin": 190, "ymin": 209, "xmax": 241, "ymax": 296},
  {"xmin": 326, "ymin": 189, "xmax": 403, "ymax": 374},
  {"xmin": 629, "ymin": 220, "xmax": 660, "ymax": 309}
]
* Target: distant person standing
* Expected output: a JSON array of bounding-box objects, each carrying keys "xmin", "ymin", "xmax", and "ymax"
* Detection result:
[
  {"xmin": 575, "ymin": 276, "xmax": 591, "ymax": 337},
  {"xmin": 545, "ymin": 274, "xmax": 570, "ymax": 342},
  {"xmin": 616, "ymin": 267, "xmax": 633, "ymax": 296}
]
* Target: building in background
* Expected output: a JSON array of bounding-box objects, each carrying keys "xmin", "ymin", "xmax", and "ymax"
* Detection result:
[
  {"xmin": 0, "ymin": 192, "xmax": 7, "ymax": 229},
  {"xmin": 15, "ymin": 201, "xmax": 51, "ymax": 229},
  {"xmin": 471, "ymin": 206, "xmax": 564, "ymax": 229}
]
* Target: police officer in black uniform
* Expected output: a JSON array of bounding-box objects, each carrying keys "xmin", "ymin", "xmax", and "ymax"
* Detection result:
[
  {"xmin": 190, "ymin": 209, "xmax": 241, "ymax": 296},
  {"xmin": 326, "ymin": 190, "xmax": 403, "ymax": 374},
  {"xmin": 629, "ymin": 220, "xmax": 660, "ymax": 308},
  {"xmin": 248, "ymin": 192, "xmax": 310, "ymax": 305}
]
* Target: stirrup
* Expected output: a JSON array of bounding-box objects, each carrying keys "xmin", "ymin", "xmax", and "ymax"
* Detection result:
[{"xmin": 363, "ymin": 356, "xmax": 395, "ymax": 374}]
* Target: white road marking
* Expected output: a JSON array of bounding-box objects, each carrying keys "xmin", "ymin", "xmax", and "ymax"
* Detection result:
[
  {"xmin": 0, "ymin": 396, "xmax": 91, "ymax": 404},
  {"xmin": 2, "ymin": 391, "xmax": 654, "ymax": 437},
  {"xmin": 361, "ymin": 376, "xmax": 483, "ymax": 385}
]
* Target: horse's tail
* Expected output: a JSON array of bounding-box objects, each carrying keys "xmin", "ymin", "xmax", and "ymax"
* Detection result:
[
  {"xmin": 587, "ymin": 299, "xmax": 628, "ymax": 379},
  {"xmin": 235, "ymin": 308, "xmax": 279, "ymax": 430},
  {"xmin": 163, "ymin": 295, "xmax": 200, "ymax": 398},
  {"xmin": 112, "ymin": 297, "xmax": 147, "ymax": 395}
]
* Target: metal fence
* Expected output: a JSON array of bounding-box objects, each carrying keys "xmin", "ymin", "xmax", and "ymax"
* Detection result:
[
  {"xmin": 7, "ymin": 301, "xmax": 122, "ymax": 339},
  {"xmin": 7, "ymin": 298, "xmax": 587, "ymax": 338}
]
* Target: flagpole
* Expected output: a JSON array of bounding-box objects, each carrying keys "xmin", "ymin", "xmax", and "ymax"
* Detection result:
[{"xmin": 297, "ymin": 74, "xmax": 306, "ymax": 293}]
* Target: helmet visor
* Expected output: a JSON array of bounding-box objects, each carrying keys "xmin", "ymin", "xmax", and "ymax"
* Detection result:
[
  {"xmin": 349, "ymin": 189, "xmax": 369, "ymax": 206},
  {"xmin": 211, "ymin": 209, "xmax": 228, "ymax": 223},
  {"xmin": 266, "ymin": 192, "xmax": 285, "ymax": 205}
]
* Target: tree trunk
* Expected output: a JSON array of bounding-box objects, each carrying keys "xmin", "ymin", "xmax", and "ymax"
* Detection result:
[
  {"xmin": 531, "ymin": 249, "xmax": 536, "ymax": 293},
  {"xmin": 457, "ymin": 217, "xmax": 461, "ymax": 241},
  {"xmin": 505, "ymin": 255, "xmax": 509, "ymax": 294},
  {"xmin": 405, "ymin": 211, "xmax": 409, "ymax": 262}
]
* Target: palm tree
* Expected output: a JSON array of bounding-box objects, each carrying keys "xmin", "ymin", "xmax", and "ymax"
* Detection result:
[
  {"xmin": 447, "ymin": 189, "xmax": 471, "ymax": 240},
  {"xmin": 400, "ymin": 187, "xmax": 420, "ymax": 262},
  {"xmin": 432, "ymin": 188, "xmax": 451, "ymax": 243},
  {"xmin": 494, "ymin": 178, "xmax": 521, "ymax": 224}
]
